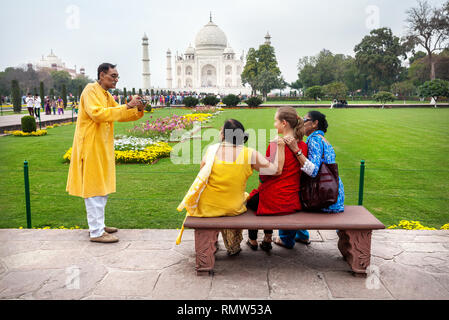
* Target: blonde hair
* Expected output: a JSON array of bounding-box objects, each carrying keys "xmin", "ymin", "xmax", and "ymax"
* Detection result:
[{"xmin": 276, "ymin": 107, "xmax": 305, "ymax": 141}]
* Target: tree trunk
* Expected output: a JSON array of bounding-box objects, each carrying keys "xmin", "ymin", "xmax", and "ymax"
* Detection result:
[{"xmin": 429, "ymin": 52, "xmax": 436, "ymax": 80}]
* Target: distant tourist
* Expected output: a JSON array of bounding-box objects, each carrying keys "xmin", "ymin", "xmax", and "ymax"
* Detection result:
[
  {"xmin": 33, "ymin": 94, "xmax": 41, "ymax": 118},
  {"xmin": 66, "ymin": 63, "xmax": 145, "ymax": 244},
  {"xmin": 45, "ymin": 97, "xmax": 51, "ymax": 115},
  {"xmin": 57, "ymin": 97, "xmax": 64, "ymax": 115},
  {"xmin": 25, "ymin": 93, "xmax": 34, "ymax": 116},
  {"xmin": 51, "ymin": 98, "xmax": 57, "ymax": 115}
]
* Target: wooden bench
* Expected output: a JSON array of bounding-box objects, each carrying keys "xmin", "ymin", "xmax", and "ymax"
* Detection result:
[{"xmin": 184, "ymin": 205, "xmax": 385, "ymax": 276}]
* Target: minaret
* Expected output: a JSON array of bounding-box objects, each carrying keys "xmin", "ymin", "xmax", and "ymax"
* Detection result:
[
  {"xmin": 264, "ymin": 32, "xmax": 272, "ymax": 45},
  {"xmin": 166, "ymin": 49, "xmax": 173, "ymax": 89},
  {"xmin": 142, "ymin": 33, "xmax": 151, "ymax": 90}
]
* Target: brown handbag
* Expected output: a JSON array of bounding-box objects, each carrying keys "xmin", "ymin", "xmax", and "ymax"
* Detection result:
[{"xmin": 299, "ymin": 137, "xmax": 340, "ymax": 210}]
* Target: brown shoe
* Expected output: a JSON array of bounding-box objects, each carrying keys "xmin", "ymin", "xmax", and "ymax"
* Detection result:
[
  {"xmin": 90, "ymin": 232, "xmax": 119, "ymax": 243},
  {"xmin": 104, "ymin": 227, "xmax": 118, "ymax": 234}
]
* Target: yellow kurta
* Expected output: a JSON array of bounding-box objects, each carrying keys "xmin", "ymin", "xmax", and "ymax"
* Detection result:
[{"xmin": 66, "ymin": 82, "xmax": 144, "ymax": 198}]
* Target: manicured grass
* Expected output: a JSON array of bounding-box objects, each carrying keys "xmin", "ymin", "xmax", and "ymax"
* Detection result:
[
  {"xmin": 263, "ymin": 100, "xmax": 431, "ymax": 105},
  {"xmin": 0, "ymin": 107, "xmax": 448, "ymax": 230}
]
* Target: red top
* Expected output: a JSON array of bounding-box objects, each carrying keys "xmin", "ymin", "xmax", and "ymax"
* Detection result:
[{"xmin": 249, "ymin": 141, "xmax": 308, "ymax": 216}]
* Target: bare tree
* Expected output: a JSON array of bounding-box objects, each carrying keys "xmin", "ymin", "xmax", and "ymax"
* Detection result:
[{"xmin": 405, "ymin": 0, "xmax": 449, "ymax": 80}]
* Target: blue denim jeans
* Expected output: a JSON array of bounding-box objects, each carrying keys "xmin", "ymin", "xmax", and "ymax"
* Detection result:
[{"xmin": 278, "ymin": 229, "xmax": 310, "ymax": 248}]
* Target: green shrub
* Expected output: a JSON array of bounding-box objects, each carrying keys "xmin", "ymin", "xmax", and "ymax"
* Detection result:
[
  {"xmin": 145, "ymin": 104, "xmax": 152, "ymax": 112},
  {"xmin": 222, "ymin": 94, "xmax": 241, "ymax": 107},
  {"xmin": 245, "ymin": 97, "xmax": 263, "ymax": 107},
  {"xmin": 11, "ymin": 80, "xmax": 22, "ymax": 114},
  {"xmin": 373, "ymin": 91, "xmax": 396, "ymax": 106},
  {"xmin": 183, "ymin": 96, "xmax": 199, "ymax": 107},
  {"xmin": 21, "ymin": 116, "xmax": 37, "ymax": 133},
  {"xmin": 201, "ymin": 95, "xmax": 219, "ymax": 106}
]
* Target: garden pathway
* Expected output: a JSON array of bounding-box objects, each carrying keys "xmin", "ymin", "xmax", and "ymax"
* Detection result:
[
  {"xmin": 0, "ymin": 113, "xmax": 77, "ymax": 132},
  {"xmin": 0, "ymin": 229, "xmax": 448, "ymax": 300}
]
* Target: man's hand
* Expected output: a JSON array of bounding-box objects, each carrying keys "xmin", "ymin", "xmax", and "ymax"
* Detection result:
[{"xmin": 127, "ymin": 95, "xmax": 143, "ymax": 109}]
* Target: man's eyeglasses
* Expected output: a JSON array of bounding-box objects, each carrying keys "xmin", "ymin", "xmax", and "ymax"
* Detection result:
[
  {"xmin": 106, "ymin": 74, "xmax": 120, "ymax": 80},
  {"xmin": 303, "ymin": 118, "xmax": 312, "ymax": 123}
]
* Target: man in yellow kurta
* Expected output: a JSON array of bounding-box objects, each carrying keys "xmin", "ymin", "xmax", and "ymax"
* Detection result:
[{"xmin": 66, "ymin": 63, "xmax": 144, "ymax": 243}]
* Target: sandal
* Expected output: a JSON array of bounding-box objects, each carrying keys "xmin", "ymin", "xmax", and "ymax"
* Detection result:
[
  {"xmin": 260, "ymin": 241, "xmax": 272, "ymax": 252},
  {"xmin": 246, "ymin": 240, "xmax": 258, "ymax": 251},
  {"xmin": 273, "ymin": 237, "xmax": 294, "ymax": 250}
]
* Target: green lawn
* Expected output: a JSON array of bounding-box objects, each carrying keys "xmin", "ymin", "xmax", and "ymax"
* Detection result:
[
  {"xmin": 263, "ymin": 100, "xmax": 431, "ymax": 105},
  {"xmin": 0, "ymin": 107, "xmax": 448, "ymax": 230}
]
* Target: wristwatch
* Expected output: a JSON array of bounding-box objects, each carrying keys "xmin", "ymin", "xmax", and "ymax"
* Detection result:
[{"xmin": 296, "ymin": 150, "xmax": 303, "ymax": 157}]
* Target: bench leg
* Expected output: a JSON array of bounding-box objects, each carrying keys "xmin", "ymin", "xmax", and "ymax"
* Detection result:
[
  {"xmin": 337, "ymin": 230, "xmax": 372, "ymax": 275},
  {"xmin": 194, "ymin": 229, "xmax": 219, "ymax": 276}
]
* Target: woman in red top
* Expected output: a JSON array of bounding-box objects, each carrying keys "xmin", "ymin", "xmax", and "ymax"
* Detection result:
[{"xmin": 246, "ymin": 107, "xmax": 308, "ymax": 251}]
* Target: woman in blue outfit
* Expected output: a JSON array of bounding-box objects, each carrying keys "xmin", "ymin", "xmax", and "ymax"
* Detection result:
[{"xmin": 274, "ymin": 110, "xmax": 345, "ymax": 249}]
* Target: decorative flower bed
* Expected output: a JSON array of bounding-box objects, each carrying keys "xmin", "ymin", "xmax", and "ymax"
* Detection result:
[
  {"xmin": 128, "ymin": 113, "xmax": 213, "ymax": 140},
  {"xmin": 4, "ymin": 130, "xmax": 47, "ymax": 136},
  {"xmin": 388, "ymin": 220, "xmax": 449, "ymax": 230},
  {"xmin": 62, "ymin": 110, "xmax": 222, "ymax": 165},
  {"xmin": 191, "ymin": 106, "xmax": 224, "ymax": 113},
  {"xmin": 63, "ymin": 142, "xmax": 172, "ymax": 165},
  {"xmin": 46, "ymin": 122, "xmax": 74, "ymax": 129}
]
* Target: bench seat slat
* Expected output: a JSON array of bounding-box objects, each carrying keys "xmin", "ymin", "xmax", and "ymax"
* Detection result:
[{"xmin": 184, "ymin": 205, "xmax": 385, "ymax": 230}]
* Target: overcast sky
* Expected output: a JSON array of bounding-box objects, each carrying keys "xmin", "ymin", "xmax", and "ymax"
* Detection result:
[{"xmin": 1, "ymin": 0, "xmax": 446, "ymax": 90}]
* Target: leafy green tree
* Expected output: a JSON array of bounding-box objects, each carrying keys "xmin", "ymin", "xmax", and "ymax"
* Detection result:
[
  {"xmin": 305, "ymin": 86, "xmax": 324, "ymax": 101},
  {"xmin": 49, "ymin": 88, "xmax": 55, "ymax": 100},
  {"xmin": 11, "ymin": 80, "xmax": 22, "ymax": 113},
  {"xmin": 138, "ymin": 88, "xmax": 143, "ymax": 96},
  {"xmin": 241, "ymin": 44, "xmax": 284, "ymax": 99},
  {"xmin": 373, "ymin": 91, "xmax": 397, "ymax": 108},
  {"xmin": 241, "ymin": 48, "xmax": 258, "ymax": 95},
  {"xmin": 418, "ymin": 79, "xmax": 449, "ymax": 107},
  {"xmin": 391, "ymin": 81, "xmax": 416, "ymax": 98},
  {"xmin": 354, "ymin": 28, "xmax": 407, "ymax": 91},
  {"xmin": 290, "ymin": 79, "xmax": 302, "ymax": 91},
  {"xmin": 50, "ymin": 70, "xmax": 71, "ymax": 91},
  {"xmin": 323, "ymin": 82, "xmax": 348, "ymax": 100},
  {"xmin": 69, "ymin": 75, "xmax": 91, "ymax": 97}
]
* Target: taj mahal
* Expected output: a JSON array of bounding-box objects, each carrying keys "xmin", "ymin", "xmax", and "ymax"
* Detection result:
[{"xmin": 141, "ymin": 15, "xmax": 265, "ymax": 95}]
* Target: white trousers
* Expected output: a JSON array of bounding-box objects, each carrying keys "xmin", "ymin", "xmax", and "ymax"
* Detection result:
[{"xmin": 84, "ymin": 196, "xmax": 108, "ymax": 238}]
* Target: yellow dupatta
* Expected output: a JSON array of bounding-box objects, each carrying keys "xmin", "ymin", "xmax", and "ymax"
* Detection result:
[{"xmin": 176, "ymin": 143, "xmax": 221, "ymax": 245}]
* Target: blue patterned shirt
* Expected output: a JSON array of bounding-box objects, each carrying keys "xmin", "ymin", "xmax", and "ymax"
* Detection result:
[{"xmin": 301, "ymin": 130, "xmax": 345, "ymax": 213}]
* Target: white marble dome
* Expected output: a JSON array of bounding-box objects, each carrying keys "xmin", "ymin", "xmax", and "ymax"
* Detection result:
[{"xmin": 195, "ymin": 21, "xmax": 228, "ymax": 49}]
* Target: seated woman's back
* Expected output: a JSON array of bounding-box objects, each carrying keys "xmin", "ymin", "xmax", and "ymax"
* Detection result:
[{"xmin": 196, "ymin": 145, "xmax": 253, "ymax": 217}]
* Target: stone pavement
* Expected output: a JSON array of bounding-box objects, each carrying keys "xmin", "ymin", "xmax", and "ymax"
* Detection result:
[
  {"xmin": 0, "ymin": 229, "xmax": 448, "ymax": 300},
  {"xmin": 0, "ymin": 113, "xmax": 76, "ymax": 132}
]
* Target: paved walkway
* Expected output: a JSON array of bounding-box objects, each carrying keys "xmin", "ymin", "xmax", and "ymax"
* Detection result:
[
  {"xmin": 0, "ymin": 113, "xmax": 76, "ymax": 131},
  {"xmin": 0, "ymin": 229, "xmax": 448, "ymax": 300}
]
